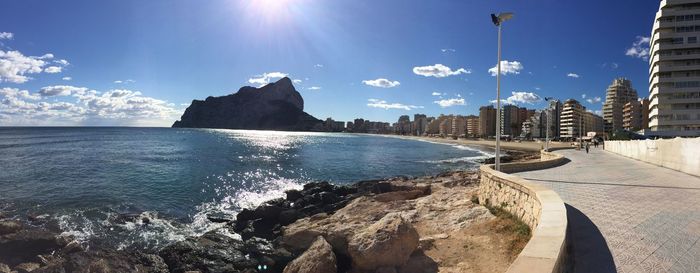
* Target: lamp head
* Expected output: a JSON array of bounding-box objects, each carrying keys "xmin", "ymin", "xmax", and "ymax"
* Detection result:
[{"xmin": 491, "ymin": 12, "xmax": 514, "ymax": 26}]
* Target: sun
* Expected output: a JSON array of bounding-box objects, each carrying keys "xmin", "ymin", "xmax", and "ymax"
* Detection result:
[{"xmin": 246, "ymin": 0, "xmax": 297, "ymax": 20}]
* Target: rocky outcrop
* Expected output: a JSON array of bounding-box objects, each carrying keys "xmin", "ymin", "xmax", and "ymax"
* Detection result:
[
  {"xmin": 0, "ymin": 220, "xmax": 21, "ymax": 235},
  {"xmin": 172, "ymin": 77, "xmax": 322, "ymax": 131},
  {"xmin": 282, "ymin": 236, "xmax": 336, "ymax": 273},
  {"xmin": 348, "ymin": 213, "xmax": 419, "ymax": 270}
]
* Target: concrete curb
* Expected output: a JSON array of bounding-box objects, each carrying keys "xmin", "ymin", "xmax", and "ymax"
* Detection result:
[{"xmin": 478, "ymin": 150, "xmax": 569, "ymax": 273}]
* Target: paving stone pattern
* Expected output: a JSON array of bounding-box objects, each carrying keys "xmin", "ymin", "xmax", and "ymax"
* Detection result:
[{"xmin": 515, "ymin": 148, "xmax": 700, "ymax": 273}]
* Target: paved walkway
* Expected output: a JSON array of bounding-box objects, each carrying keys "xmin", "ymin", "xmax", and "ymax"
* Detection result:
[{"xmin": 515, "ymin": 148, "xmax": 700, "ymax": 273}]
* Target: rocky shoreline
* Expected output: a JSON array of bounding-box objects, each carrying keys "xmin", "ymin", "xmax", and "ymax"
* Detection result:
[{"xmin": 0, "ymin": 152, "xmax": 536, "ymax": 273}]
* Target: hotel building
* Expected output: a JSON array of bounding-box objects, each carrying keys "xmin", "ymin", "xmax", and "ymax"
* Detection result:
[{"xmin": 649, "ymin": 0, "xmax": 700, "ymax": 136}]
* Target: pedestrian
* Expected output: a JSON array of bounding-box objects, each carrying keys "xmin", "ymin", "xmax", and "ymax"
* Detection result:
[{"xmin": 585, "ymin": 143, "xmax": 589, "ymax": 154}]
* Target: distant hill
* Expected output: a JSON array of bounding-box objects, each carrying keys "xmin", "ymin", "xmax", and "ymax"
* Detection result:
[{"xmin": 172, "ymin": 77, "xmax": 322, "ymax": 131}]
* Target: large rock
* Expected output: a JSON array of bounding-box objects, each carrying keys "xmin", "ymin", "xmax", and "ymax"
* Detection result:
[
  {"xmin": 0, "ymin": 230, "xmax": 63, "ymax": 266},
  {"xmin": 347, "ymin": 213, "xmax": 419, "ymax": 270},
  {"xmin": 172, "ymin": 77, "xmax": 322, "ymax": 131},
  {"xmin": 0, "ymin": 220, "xmax": 22, "ymax": 235},
  {"xmin": 282, "ymin": 236, "xmax": 336, "ymax": 273}
]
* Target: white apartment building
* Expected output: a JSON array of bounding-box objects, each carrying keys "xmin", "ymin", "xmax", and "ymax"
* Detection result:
[{"xmin": 649, "ymin": 0, "xmax": 700, "ymax": 136}]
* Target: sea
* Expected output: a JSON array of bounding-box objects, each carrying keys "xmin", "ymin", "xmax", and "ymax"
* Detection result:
[{"xmin": 0, "ymin": 127, "xmax": 493, "ymax": 251}]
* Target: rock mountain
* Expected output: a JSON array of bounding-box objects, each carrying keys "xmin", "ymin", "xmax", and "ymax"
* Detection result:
[{"xmin": 172, "ymin": 77, "xmax": 321, "ymax": 131}]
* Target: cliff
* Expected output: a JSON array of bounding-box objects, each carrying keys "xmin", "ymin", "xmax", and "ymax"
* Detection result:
[{"xmin": 172, "ymin": 77, "xmax": 321, "ymax": 131}]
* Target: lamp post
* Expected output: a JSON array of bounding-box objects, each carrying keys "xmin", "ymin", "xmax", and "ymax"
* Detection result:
[{"xmin": 491, "ymin": 12, "xmax": 514, "ymax": 171}]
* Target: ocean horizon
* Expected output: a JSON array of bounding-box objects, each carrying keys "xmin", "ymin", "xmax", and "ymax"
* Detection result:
[{"xmin": 0, "ymin": 127, "xmax": 493, "ymax": 251}]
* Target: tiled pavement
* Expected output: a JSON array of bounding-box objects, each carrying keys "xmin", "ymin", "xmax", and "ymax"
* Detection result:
[{"xmin": 515, "ymin": 147, "xmax": 700, "ymax": 273}]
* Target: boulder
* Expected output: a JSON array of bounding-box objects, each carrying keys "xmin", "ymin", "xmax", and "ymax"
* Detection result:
[
  {"xmin": 283, "ymin": 236, "xmax": 336, "ymax": 273},
  {"xmin": 0, "ymin": 220, "xmax": 22, "ymax": 235},
  {"xmin": 14, "ymin": 263, "xmax": 40, "ymax": 273},
  {"xmin": 347, "ymin": 213, "xmax": 419, "ymax": 270},
  {"xmin": 0, "ymin": 263, "xmax": 10, "ymax": 273},
  {"xmin": 0, "ymin": 230, "xmax": 63, "ymax": 266}
]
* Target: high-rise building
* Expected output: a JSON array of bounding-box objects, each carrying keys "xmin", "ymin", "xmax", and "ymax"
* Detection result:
[
  {"xmin": 396, "ymin": 115, "xmax": 412, "ymax": 135},
  {"xmin": 479, "ymin": 105, "xmax": 497, "ymax": 137},
  {"xmin": 547, "ymin": 99, "xmax": 562, "ymax": 139},
  {"xmin": 560, "ymin": 99, "xmax": 586, "ymax": 139},
  {"xmin": 451, "ymin": 115, "xmax": 466, "ymax": 137},
  {"xmin": 465, "ymin": 115, "xmax": 479, "ymax": 137},
  {"xmin": 413, "ymin": 114, "xmax": 428, "ymax": 136},
  {"xmin": 500, "ymin": 105, "xmax": 521, "ymax": 137},
  {"xmin": 603, "ymin": 78, "xmax": 638, "ymax": 132},
  {"xmin": 623, "ymin": 98, "xmax": 650, "ymax": 131},
  {"xmin": 583, "ymin": 111, "xmax": 605, "ymax": 134},
  {"xmin": 649, "ymin": 0, "xmax": 700, "ymax": 136}
]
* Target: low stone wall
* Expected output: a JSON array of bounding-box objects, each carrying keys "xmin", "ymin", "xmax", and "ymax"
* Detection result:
[
  {"xmin": 605, "ymin": 137, "xmax": 700, "ymax": 177},
  {"xmin": 478, "ymin": 150, "xmax": 569, "ymax": 273}
]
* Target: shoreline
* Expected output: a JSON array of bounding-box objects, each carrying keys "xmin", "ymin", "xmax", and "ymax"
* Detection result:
[{"xmin": 379, "ymin": 134, "xmax": 572, "ymax": 152}]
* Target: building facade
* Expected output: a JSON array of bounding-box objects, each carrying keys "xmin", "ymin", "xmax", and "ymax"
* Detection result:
[
  {"xmin": 560, "ymin": 99, "xmax": 585, "ymax": 139},
  {"xmin": 466, "ymin": 115, "xmax": 479, "ymax": 137},
  {"xmin": 649, "ymin": 0, "xmax": 700, "ymax": 136},
  {"xmin": 602, "ymin": 78, "xmax": 638, "ymax": 132},
  {"xmin": 623, "ymin": 98, "xmax": 650, "ymax": 131},
  {"xmin": 479, "ymin": 105, "xmax": 497, "ymax": 137},
  {"xmin": 413, "ymin": 114, "xmax": 428, "ymax": 136}
]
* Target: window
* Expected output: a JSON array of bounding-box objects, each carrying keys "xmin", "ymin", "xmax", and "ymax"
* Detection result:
[
  {"xmin": 691, "ymin": 37, "xmax": 699, "ymax": 43},
  {"xmin": 672, "ymin": 37, "xmax": 684, "ymax": 44}
]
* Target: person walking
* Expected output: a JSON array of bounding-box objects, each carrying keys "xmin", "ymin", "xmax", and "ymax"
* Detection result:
[{"xmin": 585, "ymin": 143, "xmax": 590, "ymax": 154}]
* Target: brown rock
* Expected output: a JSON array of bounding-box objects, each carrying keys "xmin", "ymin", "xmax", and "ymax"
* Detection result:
[
  {"xmin": 0, "ymin": 220, "xmax": 22, "ymax": 235},
  {"xmin": 14, "ymin": 262, "xmax": 40, "ymax": 273},
  {"xmin": 348, "ymin": 213, "xmax": 419, "ymax": 270},
  {"xmin": 283, "ymin": 236, "xmax": 336, "ymax": 273},
  {"xmin": 374, "ymin": 190, "xmax": 426, "ymax": 202},
  {"xmin": 0, "ymin": 263, "xmax": 10, "ymax": 273}
]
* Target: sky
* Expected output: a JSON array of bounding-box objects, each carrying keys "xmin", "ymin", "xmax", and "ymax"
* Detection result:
[{"xmin": 0, "ymin": 0, "xmax": 659, "ymax": 126}]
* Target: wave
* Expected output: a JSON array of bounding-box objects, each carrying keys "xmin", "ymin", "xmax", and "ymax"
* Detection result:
[{"xmin": 52, "ymin": 177, "xmax": 305, "ymax": 251}]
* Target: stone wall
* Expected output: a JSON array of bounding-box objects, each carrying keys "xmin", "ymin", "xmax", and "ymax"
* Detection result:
[
  {"xmin": 605, "ymin": 137, "xmax": 700, "ymax": 177},
  {"xmin": 478, "ymin": 150, "xmax": 569, "ymax": 273}
]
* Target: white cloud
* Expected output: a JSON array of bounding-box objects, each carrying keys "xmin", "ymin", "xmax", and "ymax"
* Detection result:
[
  {"xmin": 626, "ymin": 36, "xmax": 650, "ymax": 61},
  {"xmin": 0, "ymin": 32, "xmax": 13, "ymax": 40},
  {"xmin": 307, "ymin": 86, "xmax": 321, "ymax": 90},
  {"xmin": 492, "ymin": 91, "xmax": 541, "ymax": 105},
  {"xmin": 248, "ymin": 72, "xmax": 288, "ymax": 87},
  {"xmin": 314, "ymin": 64, "xmax": 323, "ymax": 68},
  {"xmin": 0, "ymin": 87, "xmax": 41, "ymax": 100},
  {"xmin": 38, "ymin": 53, "xmax": 54, "ymax": 60},
  {"xmin": 413, "ymin": 64, "xmax": 470, "ymax": 78},
  {"xmin": 567, "ymin": 73, "xmax": 580, "ymax": 78},
  {"xmin": 114, "ymin": 79, "xmax": 135, "ymax": 84},
  {"xmin": 293, "ymin": 79, "xmax": 302, "ymax": 84},
  {"xmin": 39, "ymin": 85, "xmax": 88, "ymax": 97},
  {"xmin": 44, "ymin": 66, "xmax": 62, "ymax": 73},
  {"xmin": 55, "ymin": 59, "xmax": 69, "ymax": 66},
  {"xmin": 441, "ymin": 48, "xmax": 456, "ymax": 53},
  {"xmin": 0, "ymin": 50, "xmax": 50, "ymax": 83},
  {"xmin": 431, "ymin": 92, "xmax": 443, "ymax": 96},
  {"xmin": 362, "ymin": 78, "xmax": 400, "ymax": 88},
  {"xmin": 433, "ymin": 98, "xmax": 465, "ymax": 108},
  {"xmin": 586, "ymin": 97, "xmax": 602, "ymax": 104},
  {"xmin": 488, "ymin": 60, "xmax": 524, "ymax": 76},
  {"xmin": 587, "ymin": 109, "xmax": 603, "ymax": 116},
  {"xmin": 367, "ymin": 98, "xmax": 423, "ymax": 110},
  {"xmin": 62, "ymin": 77, "xmax": 72, "ymax": 81},
  {"xmin": 582, "ymin": 94, "xmax": 587, "ymax": 99}
]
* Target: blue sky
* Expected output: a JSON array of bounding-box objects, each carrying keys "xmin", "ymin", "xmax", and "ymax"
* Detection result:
[{"xmin": 0, "ymin": 0, "xmax": 658, "ymax": 126}]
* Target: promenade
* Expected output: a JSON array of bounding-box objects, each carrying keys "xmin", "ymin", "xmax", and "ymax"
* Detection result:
[{"xmin": 515, "ymin": 148, "xmax": 700, "ymax": 273}]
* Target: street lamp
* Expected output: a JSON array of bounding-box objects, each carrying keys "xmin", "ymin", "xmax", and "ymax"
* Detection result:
[{"xmin": 491, "ymin": 12, "xmax": 514, "ymax": 171}]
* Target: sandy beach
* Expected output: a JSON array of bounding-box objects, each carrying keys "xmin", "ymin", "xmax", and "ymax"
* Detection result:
[{"xmin": 380, "ymin": 135, "xmax": 573, "ymax": 152}]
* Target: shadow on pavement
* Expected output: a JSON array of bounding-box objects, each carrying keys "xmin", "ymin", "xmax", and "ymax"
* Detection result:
[{"xmin": 565, "ymin": 204, "xmax": 617, "ymax": 273}]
